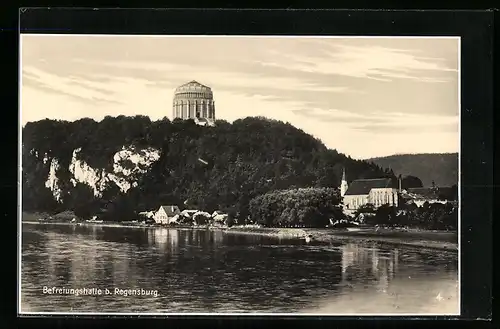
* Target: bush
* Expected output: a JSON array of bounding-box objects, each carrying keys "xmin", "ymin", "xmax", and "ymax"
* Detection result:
[
  {"xmin": 367, "ymin": 202, "xmax": 458, "ymax": 230},
  {"xmin": 193, "ymin": 213, "xmax": 211, "ymax": 225},
  {"xmin": 226, "ymin": 216, "xmax": 235, "ymax": 227}
]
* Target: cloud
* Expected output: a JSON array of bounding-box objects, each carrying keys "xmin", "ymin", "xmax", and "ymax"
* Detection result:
[
  {"xmin": 22, "ymin": 66, "xmax": 121, "ymax": 105},
  {"xmin": 261, "ymin": 43, "xmax": 456, "ymax": 83},
  {"xmin": 291, "ymin": 107, "xmax": 458, "ymax": 134},
  {"xmin": 80, "ymin": 59, "xmax": 353, "ymax": 94},
  {"xmin": 292, "ymin": 108, "xmax": 382, "ymax": 123},
  {"xmin": 65, "ymin": 78, "xmax": 117, "ymax": 96}
]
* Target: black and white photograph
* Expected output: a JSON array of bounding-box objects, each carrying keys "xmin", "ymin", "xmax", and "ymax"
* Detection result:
[{"xmin": 19, "ymin": 34, "xmax": 460, "ymax": 315}]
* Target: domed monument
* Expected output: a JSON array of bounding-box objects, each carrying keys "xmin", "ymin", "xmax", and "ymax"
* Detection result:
[{"xmin": 173, "ymin": 80, "xmax": 215, "ymax": 126}]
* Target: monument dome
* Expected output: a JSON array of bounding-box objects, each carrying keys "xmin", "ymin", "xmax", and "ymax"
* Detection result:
[{"xmin": 172, "ymin": 80, "xmax": 215, "ymax": 126}]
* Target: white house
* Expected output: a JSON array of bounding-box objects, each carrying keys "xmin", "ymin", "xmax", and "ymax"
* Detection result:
[
  {"xmin": 212, "ymin": 211, "xmax": 228, "ymax": 223},
  {"xmin": 180, "ymin": 209, "xmax": 198, "ymax": 218},
  {"xmin": 154, "ymin": 205, "xmax": 181, "ymax": 225}
]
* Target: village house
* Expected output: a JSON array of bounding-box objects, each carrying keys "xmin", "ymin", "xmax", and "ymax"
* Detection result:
[
  {"xmin": 180, "ymin": 209, "xmax": 198, "ymax": 218},
  {"xmin": 402, "ymin": 185, "xmax": 456, "ymax": 207},
  {"xmin": 154, "ymin": 205, "xmax": 181, "ymax": 225},
  {"xmin": 212, "ymin": 211, "xmax": 228, "ymax": 224}
]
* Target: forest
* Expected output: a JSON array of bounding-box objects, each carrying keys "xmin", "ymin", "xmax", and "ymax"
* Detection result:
[
  {"xmin": 22, "ymin": 115, "xmax": 405, "ymax": 222},
  {"xmin": 368, "ymin": 153, "xmax": 458, "ymax": 187}
]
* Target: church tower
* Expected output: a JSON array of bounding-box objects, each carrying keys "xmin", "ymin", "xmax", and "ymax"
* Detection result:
[{"xmin": 340, "ymin": 167, "xmax": 349, "ymax": 197}]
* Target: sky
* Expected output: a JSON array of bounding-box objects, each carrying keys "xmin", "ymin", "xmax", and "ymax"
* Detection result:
[{"xmin": 20, "ymin": 35, "xmax": 459, "ymax": 159}]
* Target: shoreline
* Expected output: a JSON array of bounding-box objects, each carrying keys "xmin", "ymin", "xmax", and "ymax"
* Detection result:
[
  {"xmin": 224, "ymin": 227, "xmax": 458, "ymax": 252},
  {"xmin": 23, "ymin": 220, "xmax": 457, "ymax": 252},
  {"xmin": 21, "ymin": 220, "xmax": 211, "ymax": 231}
]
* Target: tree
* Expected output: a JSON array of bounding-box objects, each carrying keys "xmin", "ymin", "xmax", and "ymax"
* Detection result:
[
  {"xmin": 372, "ymin": 204, "xmax": 398, "ymax": 227},
  {"xmin": 355, "ymin": 203, "xmax": 376, "ymax": 215},
  {"xmin": 249, "ymin": 188, "xmax": 343, "ymax": 228},
  {"xmin": 193, "ymin": 213, "xmax": 211, "ymax": 225},
  {"xmin": 401, "ymin": 175, "xmax": 423, "ymax": 189},
  {"xmin": 68, "ymin": 183, "xmax": 98, "ymax": 220}
]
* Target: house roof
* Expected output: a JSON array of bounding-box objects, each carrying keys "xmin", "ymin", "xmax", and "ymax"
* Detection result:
[
  {"xmin": 159, "ymin": 205, "xmax": 179, "ymax": 216},
  {"xmin": 407, "ymin": 187, "xmax": 454, "ymax": 199},
  {"xmin": 345, "ymin": 178, "xmax": 395, "ymax": 196}
]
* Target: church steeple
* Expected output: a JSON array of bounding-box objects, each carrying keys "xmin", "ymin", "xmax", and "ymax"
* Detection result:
[{"xmin": 340, "ymin": 167, "xmax": 348, "ymax": 197}]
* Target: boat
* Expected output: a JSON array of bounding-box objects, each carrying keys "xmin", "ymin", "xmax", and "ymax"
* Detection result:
[{"xmin": 304, "ymin": 235, "xmax": 313, "ymax": 243}]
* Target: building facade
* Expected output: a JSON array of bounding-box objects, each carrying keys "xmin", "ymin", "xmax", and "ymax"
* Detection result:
[
  {"xmin": 172, "ymin": 80, "xmax": 216, "ymax": 126},
  {"xmin": 154, "ymin": 205, "xmax": 181, "ymax": 225},
  {"xmin": 341, "ymin": 172, "xmax": 401, "ymax": 215}
]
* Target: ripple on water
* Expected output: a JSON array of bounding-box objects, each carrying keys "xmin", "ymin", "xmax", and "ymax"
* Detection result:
[{"xmin": 20, "ymin": 225, "xmax": 458, "ymax": 314}]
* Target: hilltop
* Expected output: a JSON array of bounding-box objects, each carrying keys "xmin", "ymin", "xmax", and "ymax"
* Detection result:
[
  {"xmin": 22, "ymin": 115, "xmax": 398, "ymax": 221},
  {"xmin": 367, "ymin": 153, "xmax": 458, "ymax": 187}
]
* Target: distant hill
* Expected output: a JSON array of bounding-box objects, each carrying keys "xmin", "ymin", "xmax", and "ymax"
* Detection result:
[{"xmin": 367, "ymin": 153, "xmax": 458, "ymax": 187}]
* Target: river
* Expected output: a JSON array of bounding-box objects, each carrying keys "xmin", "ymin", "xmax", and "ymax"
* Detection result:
[{"xmin": 20, "ymin": 223, "xmax": 459, "ymax": 315}]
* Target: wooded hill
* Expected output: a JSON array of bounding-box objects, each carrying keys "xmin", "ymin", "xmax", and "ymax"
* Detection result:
[
  {"xmin": 22, "ymin": 116, "xmax": 400, "ymax": 221},
  {"xmin": 368, "ymin": 153, "xmax": 458, "ymax": 187}
]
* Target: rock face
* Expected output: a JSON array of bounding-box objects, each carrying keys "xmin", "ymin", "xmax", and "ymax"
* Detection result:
[
  {"xmin": 44, "ymin": 158, "xmax": 63, "ymax": 203},
  {"xmin": 40, "ymin": 145, "xmax": 162, "ymax": 199}
]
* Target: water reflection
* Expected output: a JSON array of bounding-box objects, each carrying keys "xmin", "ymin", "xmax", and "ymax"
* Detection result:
[
  {"xmin": 21, "ymin": 223, "xmax": 458, "ymax": 314},
  {"xmin": 341, "ymin": 243, "xmax": 397, "ymax": 288},
  {"xmin": 148, "ymin": 228, "xmax": 179, "ymax": 253}
]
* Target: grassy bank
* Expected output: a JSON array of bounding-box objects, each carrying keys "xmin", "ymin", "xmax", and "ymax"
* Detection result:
[{"xmin": 224, "ymin": 226, "xmax": 458, "ymax": 252}]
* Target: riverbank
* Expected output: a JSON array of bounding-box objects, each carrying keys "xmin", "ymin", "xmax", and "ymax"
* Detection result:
[
  {"xmin": 22, "ymin": 213, "xmax": 458, "ymax": 252},
  {"xmin": 22, "ymin": 219, "xmax": 226, "ymax": 232},
  {"xmin": 22, "ymin": 212, "xmax": 218, "ymax": 230},
  {"xmin": 22, "ymin": 220, "xmax": 155, "ymax": 229},
  {"xmin": 224, "ymin": 227, "xmax": 458, "ymax": 252}
]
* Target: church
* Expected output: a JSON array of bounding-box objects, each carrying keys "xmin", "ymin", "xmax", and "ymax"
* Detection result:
[
  {"xmin": 172, "ymin": 80, "xmax": 216, "ymax": 126},
  {"xmin": 340, "ymin": 168, "xmax": 401, "ymax": 215}
]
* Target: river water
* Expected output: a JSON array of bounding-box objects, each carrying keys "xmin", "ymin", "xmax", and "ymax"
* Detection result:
[{"xmin": 20, "ymin": 223, "xmax": 459, "ymax": 315}]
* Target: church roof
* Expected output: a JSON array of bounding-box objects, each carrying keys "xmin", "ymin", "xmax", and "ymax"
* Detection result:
[{"xmin": 345, "ymin": 178, "xmax": 395, "ymax": 196}]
